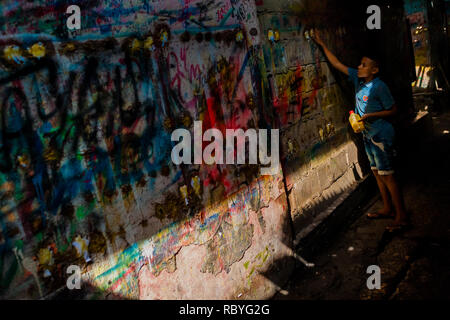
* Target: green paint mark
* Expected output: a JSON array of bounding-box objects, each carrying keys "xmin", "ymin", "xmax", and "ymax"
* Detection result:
[
  {"xmin": 0, "ymin": 173, "xmax": 6, "ymax": 185},
  {"xmin": 35, "ymin": 232, "xmax": 43, "ymax": 242},
  {"xmin": 219, "ymin": 8, "xmax": 234, "ymax": 27},
  {"xmin": 14, "ymin": 239, "xmax": 24, "ymax": 250},
  {"xmin": 76, "ymin": 206, "xmax": 89, "ymax": 221},
  {"xmin": 262, "ymin": 251, "xmax": 269, "ymax": 263},
  {"xmin": 248, "ymin": 266, "xmax": 255, "ymax": 277},
  {"xmin": 95, "ymin": 244, "xmax": 140, "ymax": 280}
]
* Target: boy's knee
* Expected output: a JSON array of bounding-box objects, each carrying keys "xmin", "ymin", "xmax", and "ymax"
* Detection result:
[{"xmin": 379, "ymin": 173, "xmax": 395, "ymax": 183}]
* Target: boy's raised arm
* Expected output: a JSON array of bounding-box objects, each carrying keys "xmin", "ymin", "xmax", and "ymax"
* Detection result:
[{"xmin": 312, "ymin": 29, "xmax": 349, "ymax": 76}]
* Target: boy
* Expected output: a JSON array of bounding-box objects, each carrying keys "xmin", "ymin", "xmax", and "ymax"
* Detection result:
[{"xmin": 312, "ymin": 30, "xmax": 409, "ymax": 232}]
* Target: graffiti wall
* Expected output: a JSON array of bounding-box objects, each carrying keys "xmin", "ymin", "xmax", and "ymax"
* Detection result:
[
  {"xmin": 0, "ymin": 0, "xmax": 392, "ymax": 300},
  {"xmin": 0, "ymin": 0, "xmax": 295, "ymax": 299}
]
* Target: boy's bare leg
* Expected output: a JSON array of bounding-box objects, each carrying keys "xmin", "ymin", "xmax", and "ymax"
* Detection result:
[
  {"xmin": 369, "ymin": 169, "xmax": 393, "ymax": 216},
  {"xmin": 379, "ymin": 174, "xmax": 408, "ymax": 225}
]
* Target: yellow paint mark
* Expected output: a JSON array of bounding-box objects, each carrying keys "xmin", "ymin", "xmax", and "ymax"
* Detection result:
[
  {"xmin": 160, "ymin": 31, "xmax": 169, "ymax": 45},
  {"xmin": 163, "ymin": 117, "xmax": 174, "ymax": 130},
  {"xmin": 4, "ymin": 45, "xmax": 23, "ymax": 62},
  {"xmin": 28, "ymin": 42, "xmax": 46, "ymax": 59},
  {"xmin": 180, "ymin": 185, "xmax": 188, "ymax": 205},
  {"xmin": 43, "ymin": 146, "xmax": 60, "ymax": 162},
  {"xmin": 191, "ymin": 176, "xmax": 201, "ymax": 197},
  {"xmin": 38, "ymin": 248, "xmax": 52, "ymax": 265},
  {"xmin": 247, "ymin": 246, "xmax": 271, "ymax": 273},
  {"xmin": 236, "ymin": 31, "xmax": 244, "ymax": 42},
  {"xmin": 274, "ymin": 30, "xmax": 280, "ymax": 41},
  {"xmin": 17, "ymin": 154, "xmax": 30, "ymax": 169},
  {"xmin": 64, "ymin": 43, "xmax": 76, "ymax": 52},
  {"xmin": 131, "ymin": 39, "xmax": 142, "ymax": 52},
  {"xmin": 72, "ymin": 235, "xmax": 91, "ymax": 262},
  {"xmin": 144, "ymin": 36, "xmax": 154, "ymax": 51},
  {"xmin": 319, "ymin": 128, "xmax": 324, "ymax": 141}
]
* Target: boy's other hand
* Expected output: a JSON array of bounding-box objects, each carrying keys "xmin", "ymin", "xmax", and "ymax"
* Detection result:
[{"xmin": 359, "ymin": 114, "xmax": 372, "ymax": 122}]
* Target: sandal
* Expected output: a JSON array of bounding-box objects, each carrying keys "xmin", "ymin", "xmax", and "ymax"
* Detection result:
[{"xmin": 367, "ymin": 212, "xmax": 394, "ymax": 220}]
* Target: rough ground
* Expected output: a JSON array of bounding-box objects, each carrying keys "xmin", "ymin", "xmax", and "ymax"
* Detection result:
[{"xmin": 274, "ymin": 110, "xmax": 450, "ymax": 300}]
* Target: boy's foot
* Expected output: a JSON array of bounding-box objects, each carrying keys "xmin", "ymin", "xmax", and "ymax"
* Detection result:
[
  {"xmin": 385, "ymin": 221, "xmax": 411, "ymax": 232},
  {"xmin": 367, "ymin": 211, "xmax": 394, "ymax": 220}
]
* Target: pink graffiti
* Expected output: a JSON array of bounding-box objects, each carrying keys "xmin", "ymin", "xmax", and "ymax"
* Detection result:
[
  {"xmin": 179, "ymin": 47, "xmax": 204, "ymax": 82},
  {"xmin": 169, "ymin": 48, "xmax": 205, "ymax": 94}
]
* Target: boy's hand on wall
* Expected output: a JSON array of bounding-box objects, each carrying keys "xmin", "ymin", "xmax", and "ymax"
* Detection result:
[{"xmin": 312, "ymin": 29, "xmax": 324, "ymax": 47}]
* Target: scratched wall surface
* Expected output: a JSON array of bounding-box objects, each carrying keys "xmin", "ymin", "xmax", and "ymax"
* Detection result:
[{"xmin": 0, "ymin": 0, "xmax": 296, "ymax": 299}]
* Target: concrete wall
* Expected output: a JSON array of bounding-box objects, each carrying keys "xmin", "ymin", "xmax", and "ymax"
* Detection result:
[
  {"xmin": 0, "ymin": 0, "xmax": 293, "ymax": 300},
  {"xmin": 0, "ymin": 0, "xmax": 410, "ymax": 299}
]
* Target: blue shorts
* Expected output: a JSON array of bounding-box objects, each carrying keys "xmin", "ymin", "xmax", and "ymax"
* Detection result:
[{"xmin": 363, "ymin": 126, "xmax": 395, "ymax": 175}]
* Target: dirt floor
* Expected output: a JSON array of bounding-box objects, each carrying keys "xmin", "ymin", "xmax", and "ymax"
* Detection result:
[{"xmin": 274, "ymin": 109, "xmax": 450, "ymax": 300}]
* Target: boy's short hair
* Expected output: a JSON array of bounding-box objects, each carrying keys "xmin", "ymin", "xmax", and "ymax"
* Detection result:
[{"xmin": 362, "ymin": 53, "xmax": 381, "ymax": 70}]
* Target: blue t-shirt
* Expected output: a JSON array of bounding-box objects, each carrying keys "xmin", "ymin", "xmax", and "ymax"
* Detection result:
[{"xmin": 348, "ymin": 67, "xmax": 395, "ymax": 138}]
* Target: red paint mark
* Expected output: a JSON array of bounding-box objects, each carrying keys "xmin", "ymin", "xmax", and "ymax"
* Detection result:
[
  {"xmin": 200, "ymin": 210, "xmax": 206, "ymax": 224},
  {"xmin": 227, "ymin": 105, "xmax": 252, "ymax": 130},
  {"xmin": 189, "ymin": 64, "xmax": 202, "ymax": 82},
  {"xmin": 206, "ymin": 97, "xmax": 217, "ymax": 128},
  {"xmin": 184, "ymin": 97, "xmax": 198, "ymax": 111},
  {"xmin": 179, "ymin": 47, "xmax": 203, "ymax": 82},
  {"xmin": 109, "ymin": 264, "xmax": 137, "ymax": 291},
  {"xmin": 273, "ymin": 94, "xmax": 289, "ymax": 125},
  {"xmin": 169, "ymin": 52, "xmax": 185, "ymax": 92},
  {"xmin": 203, "ymin": 166, "xmax": 232, "ymax": 194}
]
